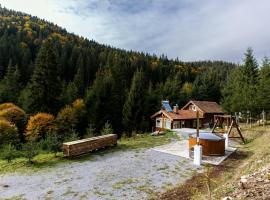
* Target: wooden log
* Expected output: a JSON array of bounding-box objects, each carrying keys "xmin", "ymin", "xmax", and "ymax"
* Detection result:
[{"xmin": 63, "ymin": 134, "xmax": 117, "ymax": 157}]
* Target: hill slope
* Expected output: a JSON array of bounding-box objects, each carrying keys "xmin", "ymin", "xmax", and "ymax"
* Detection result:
[{"xmin": 0, "ymin": 6, "xmax": 236, "ymax": 134}]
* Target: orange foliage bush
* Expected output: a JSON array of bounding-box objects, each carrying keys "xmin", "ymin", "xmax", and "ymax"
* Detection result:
[
  {"xmin": 25, "ymin": 113, "xmax": 55, "ymax": 141},
  {"xmin": 0, "ymin": 119, "xmax": 19, "ymax": 146},
  {"xmin": 0, "ymin": 103, "xmax": 16, "ymax": 111},
  {"xmin": 56, "ymin": 99, "xmax": 87, "ymax": 139},
  {"xmin": 72, "ymin": 99, "xmax": 86, "ymax": 110},
  {"xmin": 0, "ymin": 106, "xmax": 26, "ymax": 125}
]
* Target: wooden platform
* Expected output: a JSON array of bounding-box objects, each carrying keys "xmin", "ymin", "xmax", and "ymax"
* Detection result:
[{"xmin": 63, "ymin": 134, "xmax": 117, "ymax": 157}]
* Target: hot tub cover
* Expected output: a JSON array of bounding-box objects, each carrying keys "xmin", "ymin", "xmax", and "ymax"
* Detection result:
[{"xmin": 190, "ymin": 132, "xmax": 225, "ymax": 141}]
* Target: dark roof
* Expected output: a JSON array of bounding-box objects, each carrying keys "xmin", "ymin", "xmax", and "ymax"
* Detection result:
[
  {"xmin": 181, "ymin": 100, "xmax": 223, "ymax": 114},
  {"xmin": 151, "ymin": 109, "xmax": 203, "ymax": 121}
]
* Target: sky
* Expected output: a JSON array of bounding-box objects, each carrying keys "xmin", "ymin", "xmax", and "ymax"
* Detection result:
[{"xmin": 0, "ymin": 0, "xmax": 270, "ymax": 63}]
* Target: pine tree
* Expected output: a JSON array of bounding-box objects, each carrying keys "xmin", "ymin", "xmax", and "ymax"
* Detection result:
[
  {"xmin": 20, "ymin": 39, "xmax": 61, "ymax": 114},
  {"xmin": 192, "ymin": 69, "xmax": 221, "ymax": 102},
  {"xmin": 122, "ymin": 69, "xmax": 145, "ymax": 135},
  {"xmin": 0, "ymin": 63, "xmax": 21, "ymax": 103},
  {"xmin": 222, "ymin": 48, "xmax": 259, "ymax": 113},
  {"xmin": 74, "ymin": 53, "xmax": 85, "ymax": 96},
  {"xmin": 221, "ymin": 67, "xmax": 243, "ymax": 112},
  {"xmin": 60, "ymin": 81, "xmax": 78, "ymax": 105},
  {"xmin": 241, "ymin": 48, "xmax": 259, "ymax": 112},
  {"xmin": 85, "ymin": 68, "xmax": 114, "ymax": 132},
  {"xmin": 257, "ymin": 57, "xmax": 270, "ymax": 111}
]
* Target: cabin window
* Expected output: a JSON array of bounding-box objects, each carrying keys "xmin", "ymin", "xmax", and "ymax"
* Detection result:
[{"xmin": 156, "ymin": 118, "xmax": 162, "ymax": 127}]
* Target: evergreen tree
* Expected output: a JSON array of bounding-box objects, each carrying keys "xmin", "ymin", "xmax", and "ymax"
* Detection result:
[
  {"xmin": 192, "ymin": 68, "xmax": 221, "ymax": 102},
  {"xmin": 0, "ymin": 63, "xmax": 21, "ymax": 103},
  {"xmin": 20, "ymin": 39, "xmax": 61, "ymax": 114},
  {"xmin": 60, "ymin": 81, "xmax": 78, "ymax": 105},
  {"xmin": 241, "ymin": 48, "xmax": 259, "ymax": 112},
  {"xmin": 257, "ymin": 57, "xmax": 270, "ymax": 111},
  {"xmin": 222, "ymin": 48, "xmax": 259, "ymax": 112},
  {"xmin": 122, "ymin": 69, "xmax": 145, "ymax": 135},
  {"xmin": 161, "ymin": 72, "xmax": 182, "ymax": 105},
  {"xmin": 74, "ymin": 53, "xmax": 85, "ymax": 96},
  {"xmin": 221, "ymin": 67, "xmax": 243, "ymax": 112},
  {"xmin": 85, "ymin": 68, "xmax": 114, "ymax": 132}
]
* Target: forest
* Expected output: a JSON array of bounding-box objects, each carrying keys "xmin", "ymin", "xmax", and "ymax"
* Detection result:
[{"xmin": 0, "ymin": 5, "xmax": 269, "ymax": 150}]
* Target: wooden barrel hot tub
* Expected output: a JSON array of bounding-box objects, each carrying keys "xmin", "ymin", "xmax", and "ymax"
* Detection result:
[{"xmin": 189, "ymin": 132, "xmax": 225, "ymax": 156}]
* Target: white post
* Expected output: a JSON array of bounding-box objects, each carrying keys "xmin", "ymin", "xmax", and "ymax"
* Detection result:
[
  {"xmin": 223, "ymin": 133, "xmax": 229, "ymax": 148},
  {"xmin": 194, "ymin": 145, "xmax": 202, "ymax": 165},
  {"xmin": 194, "ymin": 111, "xmax": 202, "ymax": 166}
]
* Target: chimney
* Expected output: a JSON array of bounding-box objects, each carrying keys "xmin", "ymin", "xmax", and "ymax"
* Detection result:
[{"xmin": 173, "ymin": 104, "xmax": 179, "ymax": 113}]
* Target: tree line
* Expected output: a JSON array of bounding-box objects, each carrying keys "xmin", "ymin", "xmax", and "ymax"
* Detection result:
[{"xmin": 0, "ymin": 6, "xmax": 238, "ymax": 137}]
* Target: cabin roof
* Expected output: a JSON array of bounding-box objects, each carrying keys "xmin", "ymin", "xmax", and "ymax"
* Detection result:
[
  {"xmin": 181, "ymin": 100, "xmax": 223, "ymax": 114},
  {"xmin": 151, "ymin": 109, "xmax": 203, "ymax": 121}
]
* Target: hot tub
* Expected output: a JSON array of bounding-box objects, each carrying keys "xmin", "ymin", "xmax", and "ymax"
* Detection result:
[{"xmin": 189, "ymin": 132, "xmax": 225, "ymax": 156}]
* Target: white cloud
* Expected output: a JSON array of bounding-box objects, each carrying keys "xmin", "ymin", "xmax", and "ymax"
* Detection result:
[{"xmin": 1, "ymin": 0, "xmax": 270, "ymax": 62}]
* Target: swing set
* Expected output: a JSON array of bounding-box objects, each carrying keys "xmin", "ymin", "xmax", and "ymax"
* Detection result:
[{"xmin": 212, "ymin": 115, "xmax": 245, "ymax": 143}]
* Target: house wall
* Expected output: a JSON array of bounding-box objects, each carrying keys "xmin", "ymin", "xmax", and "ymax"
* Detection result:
[{"xmin": 155, "ymin": 115, "xmax": 171, "ymax": 131}]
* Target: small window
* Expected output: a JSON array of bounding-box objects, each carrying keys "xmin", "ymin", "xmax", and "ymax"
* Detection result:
[{"xmin": 156, "ymin": 119, "xmax": 161, "ymax": 127}]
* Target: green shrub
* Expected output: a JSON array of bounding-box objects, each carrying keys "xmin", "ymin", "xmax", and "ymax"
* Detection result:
[
  {"xmin": 0, "ymin": 119, "xmax": 19, "ymax": 146},
  {"xmin": 64, "ymin": 129, "xmax": 79, "ymax": 142},
  {"xmin": 25, "ymin": 113, "xmax": 55, "ymax": 141},
  {"xmin": 40, "ymin": 130, "xmax": 62, "ymax": 156},
  {"xmin": 22, "ymin": 141, "xmax": 39, "ymax": 163},
  {"xmin": 101, "ymin": 121, "xmax": 113, "ymax": 135},
  {"xmin": 1, "ymin": 143, "xmax": 19, "ymax": 163},
  {"xmin": 84, "ymin": 123, "xmax": 96, "ymax": 138}
]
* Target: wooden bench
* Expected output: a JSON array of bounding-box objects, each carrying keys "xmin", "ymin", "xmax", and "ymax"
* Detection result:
[{"xmin": 63, "ymin": 134, "xmax": 117, "ymax": 157}]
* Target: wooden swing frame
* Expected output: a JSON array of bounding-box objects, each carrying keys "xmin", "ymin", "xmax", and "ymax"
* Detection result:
[{"xmin": 212, "ymin": 115, "xmax": 245, "ymax": 143}]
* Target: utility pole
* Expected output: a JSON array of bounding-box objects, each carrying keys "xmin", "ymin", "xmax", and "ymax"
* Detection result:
[
  {"xmin": 249, "ymin": 111, "xmax": 252, "ymax": 128},
  {"xmin": 196, "ymin": 110, "xmax": 199, "ymax": 144}
]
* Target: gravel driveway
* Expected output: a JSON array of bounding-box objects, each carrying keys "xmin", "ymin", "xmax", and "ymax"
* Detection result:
[{"xmin": 0, "ymin": 147, "xmax": 200, "ymax": 200}]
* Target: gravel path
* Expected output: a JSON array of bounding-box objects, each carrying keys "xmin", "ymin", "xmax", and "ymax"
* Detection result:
[{"xmin": 0, "ymin": 148, "xmax": 200, "ymax": 200}]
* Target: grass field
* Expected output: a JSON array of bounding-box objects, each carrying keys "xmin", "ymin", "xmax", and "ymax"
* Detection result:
[{"xmin": 0, "ymin": 131, "xmax": 179, "ymax": 174}]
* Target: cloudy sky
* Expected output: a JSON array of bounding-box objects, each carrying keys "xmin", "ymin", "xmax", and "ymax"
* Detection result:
[{"xmin": 0, "ymin": 0, "xmax": 269, "ymax": 62}]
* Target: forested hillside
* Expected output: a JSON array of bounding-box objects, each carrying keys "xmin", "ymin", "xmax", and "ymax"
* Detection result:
[{"xmin": 0, "ymin": 6, "xmax": 236, "ymax": 135}]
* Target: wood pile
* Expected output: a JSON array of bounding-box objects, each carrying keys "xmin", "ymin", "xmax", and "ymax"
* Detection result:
[{"xmin": 63, "ymin": 134, "xmax": 117, "ymax": 157}]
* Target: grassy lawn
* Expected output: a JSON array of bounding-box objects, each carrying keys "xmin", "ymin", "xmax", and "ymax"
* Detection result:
[{"xmin": 0, "ymin": 131, "xmax": 179, "ymax": 174}]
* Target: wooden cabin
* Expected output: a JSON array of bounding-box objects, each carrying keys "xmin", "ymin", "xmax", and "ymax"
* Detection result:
[
  {"xmin": 151, "ymin": 100, "xmax": 224, "ymax": 131},
  {"xmin": 181, "ymin": 100, "xmax": 224, "ymax": 127}
]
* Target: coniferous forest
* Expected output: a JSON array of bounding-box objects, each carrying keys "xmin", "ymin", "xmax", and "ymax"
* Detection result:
[{"xmin": 0, "ymin": 5, "xmax": 269, "ymax": 142}]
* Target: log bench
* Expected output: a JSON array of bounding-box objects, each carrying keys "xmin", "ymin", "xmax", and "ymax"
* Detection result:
[{"xmin": 63, "ymin": 134, "xmax": 117, "ymax": 157}]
